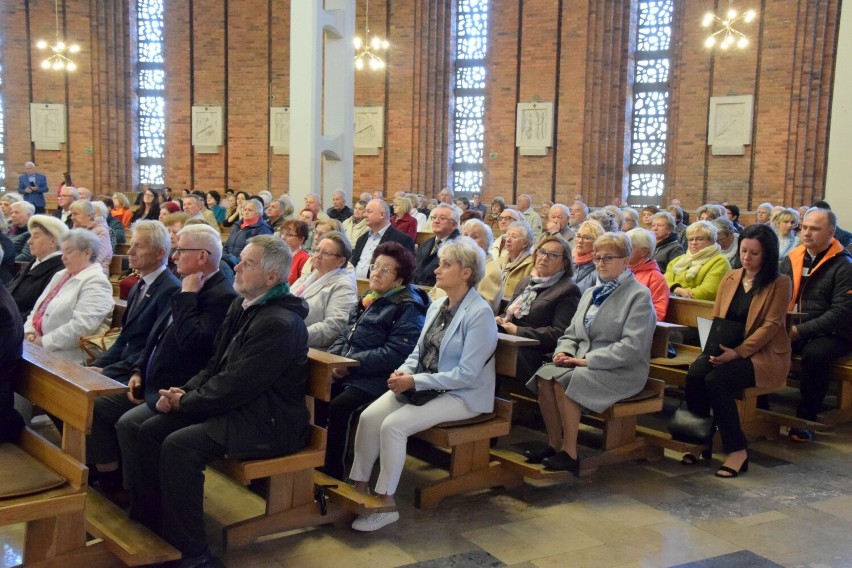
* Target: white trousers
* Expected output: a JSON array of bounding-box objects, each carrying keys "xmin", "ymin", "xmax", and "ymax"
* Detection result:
[{"xmin": 349, "ymin": 390, "xmax": 477, "ymax": 495}]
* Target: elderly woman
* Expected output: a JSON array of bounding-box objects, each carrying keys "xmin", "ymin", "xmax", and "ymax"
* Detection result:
[
  {"xmin": 650, "ymin": 211, "xmax": 684, "ymax": 273},
  {"xmin": 487, "ymin": 197, "xmax": 506, "ymax": 232},
  {"xmin": 111, "ymin": 193, "xmax": 134, "ymax": 228},
  {"xmin": 343, "ymin": 200, "xmax": 369, "ymax": 246},
  {"xmin": 714, "ymin": 217, "xmax": 740, "ymax": 268},
  {"xmin": 349, "ymin": 237, "xmax": 497, "ymax": 531},
  {"xmin": 7, "ymin": 215, "xmax": 69, "ymax": 318},
  {"xmin": 324, "ymin": 243, "xmax": 430, "ymax": 479},
  {"xmin": 665, "ymin": 221, "xmax": 730, "ymax": 300},
  {"xmin": 681, "ymin": 225, "xmax": 791, "ymax": 477},
  {"xmin": 772, "ymin": 207, "xmax": 800, "ymax": 259},
  {"xmin": 621, "ymin": 207, "xmax": 639, "ymax": 232},
  {"xmin": 496, "ymin": 235, "xmax": 581, "ymax": 383},
  {"xmin": 489, "ymin": 208, "xmax": 522, "ymax": 261},
  {"xmin": 573, "ymin": 220, "xmax": 604, "ymax": 292},
  {"xmin": 132, "ymin": 187, "xmax": 161, "ymax": 222},
  {"xmin": 158, "ymin": 201, "xmax": 182, "ymax": 222},
  {"xmin": 627, "ymin": 228, "xmax": 669, "ymax": 322},
  {"xmin": 525, "ymin": 233, "xmax": 656, "ymax": 472},
  {"xmin": 696, "ymin": 204, "xmax": 726, "ymax": 222},
  {"xmin": 300, "ymin": 219, "xmax": 345, "ymax": 277},
  {"xmin": 756, "ymin": 202, "xmax": 773, "ymax": 225},
  {"xmin": 279, "ymin": 219, "xmax": 311, "ymax": 284},
  {"xmin": 70, "ymin": 199, "xmax": 113, "ymax": 275},
  {"xmin": 390, "ymin": 195, "xmax": 418, "ymax": 241},
  {"xmin": 292, "ymin": 231, "xmax": 357, "ymax": 348},
  {"xmin": 499, "ymin": 220, "xmax": 535, "ymax": 298},
  {"xmin": 462, "ymin": 219, "xmax": 504, "ymax": 314},
  {"xmin": 0, "ymin": 192, "xmax": 23, "ymax": 221},
  {"xmin": 24, "ymin": 229, "xmax": 114, "ymax": 363},
  {"xmin": 222, "ymin": 199, "xmax": 273, "ymax": 266}
]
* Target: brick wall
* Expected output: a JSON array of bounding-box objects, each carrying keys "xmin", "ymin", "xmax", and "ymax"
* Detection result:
[{"xmin": 1, "ymin": 0, "xmax": 840, "ymax": 217}]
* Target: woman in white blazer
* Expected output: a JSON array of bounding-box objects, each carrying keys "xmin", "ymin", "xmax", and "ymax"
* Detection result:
[
  {"xmin": 348, "ymin": 237, "xmax": 498, "ymax": 532},
  {"xmin": 24, "ymin": 229, "xmax": 114, "ymax": 363},
  {"xmin": 291, "ymin": 231, "xmax": 357, "ymax": 348}
]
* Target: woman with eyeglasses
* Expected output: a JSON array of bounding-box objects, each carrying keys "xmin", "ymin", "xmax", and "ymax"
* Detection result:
[
  {"xmin": 499, "ymin": 220, "xmax": 535, "ymax": 298},
  {"xmin": 572, "ymin": 220, "xmax": 605, "ymax": 292},
  {"xmin": 526, "ymin": 232, "xmax": 655, "ymax": 472},
  {"xmin": 496, "ymin": 235, "xmax": 581, "ymax": 383},
  {"xmin": 279, "ymin": 219, "xmax": 311, "ymax": 284},
  {"xmin": 348, "ymin": 237, "xmax": 497, "ymax": 531},
  {"xmin": 665, "ymin": 221, "xmax": 731, "ymax": 301},
  {"xmin": 323, "ymin": 242, "xmax": 430, "ymax": 480},
  {"xmin": 292, "ymin": 231, "xmax": 357, "ymax": 348}
]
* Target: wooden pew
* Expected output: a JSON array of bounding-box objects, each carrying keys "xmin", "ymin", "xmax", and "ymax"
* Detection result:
[
  {"xmin": 416, "ymin": 231, "xmax": 434, "ymax": 246},
  {"xmin": 115, "ymin": 242, "xmax": 131, "ymax": 255},
  {"xmin": 209, "ymin": 349, "xmax": 360, "ymax": 550},
  {"xmin": 0, "ymin": 342, "xmax": 162, "ymax": 567},
  {"xmin": 109, "ymin": 255, "xmax": 129, "ymax": 278}
]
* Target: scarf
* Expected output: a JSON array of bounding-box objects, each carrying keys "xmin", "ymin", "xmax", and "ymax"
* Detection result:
[
  {"xmin": 505, "ymin": 271, "xmax": 565, "ymax": 320},
  {"xmin": 293, "ymin": 267, "xmax": 347, "ymax": 298},
  {"xmin": 585, "ymin": 269, "xmax": 631, "ymax": 329},
  {"xmin": 670, "ymin": 243, "xmax": 721, "ymax": 281},
  {"xmin": 503, "ymin": 249, "xmax": 531, "ymax": 273},
  {"xmin": 361, "ymin": 285, "xmax": 405, "ymax": 310},
  {"xmin": 573, "ymin": 248, "xmax": 594, "ymax": 267}
]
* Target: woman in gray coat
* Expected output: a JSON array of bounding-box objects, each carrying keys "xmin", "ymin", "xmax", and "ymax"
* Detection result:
[{"xmin": 526, "ymin": 232, "xmax": 656, "ymax": 473}]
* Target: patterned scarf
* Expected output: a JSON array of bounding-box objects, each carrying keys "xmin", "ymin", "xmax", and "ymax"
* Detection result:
[
  {"xmin": 670, "ymin": 243, "xmax": 721, "ymax": 281},
  {"xmin": 591, "ymin": 270, "xmax": 629, "ymax": 307},
  {"xmin": 505, "ymin": 271, "xmax": 565, "ymax": 320}
]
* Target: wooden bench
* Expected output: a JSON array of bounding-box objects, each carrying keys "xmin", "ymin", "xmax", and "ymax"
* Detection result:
[
  {"xmin": 209, "ymin": 349, "xmax": 360, "ymax": 550},
  {"xmin": 115, "ymin": 242, "xmax": 131, "ymax": 255},
  {"xmin": 0, "ymin": 342, "xmax": 173, "ymax": 566},
  {"xmin": 416, "ymin": 231, "xmax": 435, "ymax": 246},
  {"xmin": 109, "ymin": 255, "xmax": 129, "ymax": 277}
]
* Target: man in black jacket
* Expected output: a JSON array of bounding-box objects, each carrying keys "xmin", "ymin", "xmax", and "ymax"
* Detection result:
[
  {"xmin": 351, "ymin": 199, "xmax": 415, "ymax": 277},
  {"xmin": 413, "ymin": 204, "xmax": 460, "ymax": 286},
  {"xmin": 781, "ymin": 208, "xmax": 852, "ymax": 442},
  {"xmin": 118, "ymin": 235, "xmax": 310, "ymax": 567},
  {"xmin": 0, "ymin": 285, "xmax": 24, "ymax": 443}
]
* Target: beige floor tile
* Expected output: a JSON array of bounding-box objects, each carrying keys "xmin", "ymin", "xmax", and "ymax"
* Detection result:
[
  {"xmin": 808, "ymin": 495, "xmax": 852, "ymax": 521},
  {"xmin": 644, "ymin": 519, "xmax": 742, "ymax": 565},
  {"xmin": 731, "ymin": 510, "xmax": 790, "ymax": 526},
  {"xmin": 275, "ymin": 538, "xmax": 416, "ymax": 568}
]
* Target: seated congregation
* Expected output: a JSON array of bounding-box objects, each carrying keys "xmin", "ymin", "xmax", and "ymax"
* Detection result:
[{"xmin": 2, "ymin": 186, "xmax": 851, "ymax": 568}]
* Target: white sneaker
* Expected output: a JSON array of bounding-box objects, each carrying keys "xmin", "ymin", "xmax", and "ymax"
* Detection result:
[{"xmin": 351, "ymin": 511, "xmax": 400, "ymax": 532}]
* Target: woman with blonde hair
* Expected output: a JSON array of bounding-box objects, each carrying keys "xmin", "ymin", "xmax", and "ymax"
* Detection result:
[
  {"xmin": 572, "ymin": 220, "xmax": 605, "ymax": 292},
  {"xmin": 111, "ymin": 193, "xmax": 134, "ymax": 228},
  {"xmin": 772, "ymin": 208, "xmax": 800, "ymax": 259},
  {"xmin": 499, "ymin": 220, "xmax": 535, "ymax": 297},
  {"xmin": 390, "ymin": 195, "xmax": 417, "ymax": 241}
]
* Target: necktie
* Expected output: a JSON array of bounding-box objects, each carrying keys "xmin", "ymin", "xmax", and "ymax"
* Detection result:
[{"xmin": 127, "ymin": 280, "xmax": 147, "ymax": 319}]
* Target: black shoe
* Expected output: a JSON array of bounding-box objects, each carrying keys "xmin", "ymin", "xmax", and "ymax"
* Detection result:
[
  {"xmin": 177, "ymin": 548, "xmax": 217, "ymax": 568},
  {"xmin": 541, "ymin": 450, "xmax": 580, "ymax": 473},
  {"xmin": 523, "ymin": 446, "xmax": 556, "ymax": 464},
  {"xmin": 715, "ymin": 458, "xmax": 749, "ymax": 478}
]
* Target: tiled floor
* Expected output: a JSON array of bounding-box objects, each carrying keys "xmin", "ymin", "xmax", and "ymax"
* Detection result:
[{"xmin": 3, "ymin": 419, "xmax": 852, "ymax": 567}]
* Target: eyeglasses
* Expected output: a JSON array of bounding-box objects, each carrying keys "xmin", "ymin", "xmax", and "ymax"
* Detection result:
[
  {"xmin": 369, "ymin": 263, "xmax": 397, "ymax": 277},
  {"xmin": 687, "ymin": 237, "xmax": 709, "ymax": 243},
  {"xmin": 593, "ymin": 255, "xmax": 626, "ymax": 264},
  {"xmin": 498, "ymin": 215, "xmax": 515, "ymax": 221},
  {"xmin": 313, "ymin": 250, "xmax": 342, "ymax": 259},
  {"xmin": 172, "ymin": 248, "xmax": 210, "ymax": 257},
  {"xmin": 536, "ymin": 249, "xmax": 565, "ymax": 261},
  {"xmin": 576, "ymin": 234, "xmax": 596, "ymax": 241},
  {"xmin": 430, "ymin": 216, "xmax": 453, "ymax": 222}
]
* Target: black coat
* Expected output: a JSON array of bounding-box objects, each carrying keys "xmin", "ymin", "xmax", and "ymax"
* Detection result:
[
  {"xmin": 6, "ymin": 255, "xmax": 65, "ymax": 318},
  {"xmin": 179, "ymin": 290, "xmax": 311, "ymax": 460},
  {"xmin": 0, "ymin": 285, "xmax": 24, "ymax": 442},
  {"xmin": 139, "ymin": 271, "xmax": 237, "ymax": 408},
  {"xmin": 0, "ymin": 235, "xmax": 15, "ymax": 285},
  {"xmin": 328, "ymin": 285, "xmax": 429, "ymax": 397},
  {"xmin": 350, "ymin": 225, "xmax": 416, "ymax": 270},
  {"xmin": 414, "ymin": 229, "xmax": 461, "ymax": 286},
  {"xmin": 92, "ymin": 268, "xmax": 181, "ymax": 381},
  {"xmin": 503, "ymin": 271, "xmax": 581, "ymax": 382}
]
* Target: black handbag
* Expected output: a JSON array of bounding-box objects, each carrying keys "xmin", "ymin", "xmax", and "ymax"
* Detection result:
[
  {"xmin": 396, "ymin": 389, "xmax": 447, "ymax": 406},
  {"xmin": 668, "ymin": 403, "xmax": 715, "ymax": 445}
]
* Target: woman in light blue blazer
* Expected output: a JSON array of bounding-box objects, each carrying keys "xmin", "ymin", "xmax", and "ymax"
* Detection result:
[{"xmin": 349, "ymin": 237, "xmax": 498, "ymax": 532}]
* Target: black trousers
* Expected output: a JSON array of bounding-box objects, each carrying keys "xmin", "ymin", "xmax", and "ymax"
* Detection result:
[
  {"xmin": 795, "ymin": 335, "xmax": 852, "ymax": 421},
  {"xmin": 87, "ymin": 393, "xmax": 135, "ymax": 465},
  {"xmin": 116, "ymin": 404, "xmax": 224, "ymax": 557},
  {"xmin": 685, "ymin": 354, "xmax": 755, "ymax": 453},
  {"xmin": 322, "ymin": 384, "xmax": 376, "ymax": 480}
]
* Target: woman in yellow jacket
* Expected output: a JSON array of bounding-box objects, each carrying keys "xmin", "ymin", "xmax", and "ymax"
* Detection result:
[{"xmin": 665, "ymin": 220, "xmax": 731, "ymax": 301}]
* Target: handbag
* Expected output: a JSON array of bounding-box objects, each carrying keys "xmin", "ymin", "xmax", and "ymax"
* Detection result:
[
  {"xmin": 668, "ymin": 402, "xmax": 715, "ymax": 445},
  {"xmin": 703, "ymin": 317, "xmax": 744, "ymax": 357},
  {"xmin": 396, "ymin": 389, "xmax": 447, "ymax": 406},
  {"xmin": 79, "ymin": 328, "xmax": 122, "ymax": 365}
]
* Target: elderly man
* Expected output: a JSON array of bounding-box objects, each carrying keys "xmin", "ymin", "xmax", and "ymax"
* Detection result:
[
  {"xmin": 351, "ymin": 199, "xmax": 415, "ymax": 278},
  {"xmin": 538, "ymin": 203, "xmax": 574, "ymax": 245},
  {"xmin": 781, "ymin": 208, "xmax": 852, "ymax": 442},
  {"xmin": 327, "ymin": 189, "xmax": 353, "ymax": 222},
  {"xmin": 17, "ymin": 162, "xmax": 49, "ymax": 214},
  {"xmin": 53, "ymin": 185, "xmax": 79, "ymax": 229},
  {"xmin": 265, "ymin": 197, "xmax": 288, "ymax": 231},
  {"xmin": 183, "ymin": 193, "xmax": 219, "ymax": 229},
  {"xmin": 305, "ymin": 193, "xmax": 330, "ymax": 221},
  {"xmin": 516, "ymin": 193, "xmax": 542, "ymax": 237},
  {"xmin": 8, "ymin": 201, "xmax": 34, "ymax": 259},
  {"xmin": 650, "ymin": 211, "xmax": 684, "ymax": 273},
  {"xmin": 117, "ymin": 235, "xmax": 309, "ymax": 567},
  {"xmin": 569, "ymin": 200, "xmax": 589, "ymax": 229},
  {"xmin": 437, "ymin": 187, "xmax": 454, "ymax": 205},
  {"xmin": 414, "ymin": 204, "xmax": 461, "ymax": 286},
  {"xmin": 77, "ymin": 187, "xmax": 94, "ymax": 201}
]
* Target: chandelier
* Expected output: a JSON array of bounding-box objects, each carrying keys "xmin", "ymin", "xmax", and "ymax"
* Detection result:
[
  {"xmin": 702, "ymin": 0, "xmax": 756, "ymax": 50},
  {"xmin": 353, "ymin": 0, "xmax": 389, "ymax": 71},
  {"xmin": 36, "ymin": 0, "xmax": 80, "ymax": 71}
]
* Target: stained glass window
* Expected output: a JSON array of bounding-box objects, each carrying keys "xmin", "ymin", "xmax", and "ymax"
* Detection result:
[
  {"xmin": 628, "ymin": 0, "xmax": 673, "ymax": 206},
  {"xmin": 452, "ymin": 0, "xmax": 489, "ymax": 193},
  {"xmin": 136, "ymin": 0, "xmax": 165, "ymax": 185}
]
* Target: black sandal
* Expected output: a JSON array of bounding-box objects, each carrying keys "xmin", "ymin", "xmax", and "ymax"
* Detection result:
[
  {"xmin": 680, "ymin": 449, "xmax": 711, "ymax": 466},
  {"xmin": 715, "ymin": 458, "xmax": 749, "ymax": 478}
]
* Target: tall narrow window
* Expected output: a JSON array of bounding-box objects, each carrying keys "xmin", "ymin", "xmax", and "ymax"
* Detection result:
[
  {"xmin": 627, "ymin": 0, "xmax": 673, "ymax": 206},
  {"xmin": 0, "ymin": 31, "xmax": 5, "ymax": 191},
  {"xmin": 452, "ymin": 0, "xmax": 489, "ymax": 193},
  {"xmin": 136, "ymin": 0, "xmax": 166, "ymax": 185}
]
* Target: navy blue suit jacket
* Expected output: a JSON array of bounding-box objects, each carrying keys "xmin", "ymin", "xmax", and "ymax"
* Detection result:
[
  {"xmin": 18, "ymin": 173, "xmax": 49, "ymax": 208},
  {"xmin": 351, "ymin": 224, "xmax": 416, "ymax": 270},
  {"xmin": 92, "ymin": 268, "xmax": 181, "ymax": 382}
]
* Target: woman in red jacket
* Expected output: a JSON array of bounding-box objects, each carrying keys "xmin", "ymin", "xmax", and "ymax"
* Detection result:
[
  {"xmin": 390, "ymin": 196, "xmax": 418, "ymax": 241},
  {"xmin": 627, "ymin": 227, "xmax": 669, "ymax": 322}
]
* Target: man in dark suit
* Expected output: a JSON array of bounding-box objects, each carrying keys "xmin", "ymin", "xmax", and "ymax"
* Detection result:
[
  {"xmin": 18, "ymin": 162, "xmax": 49, "ymax": 214},
  {"xmin": 89, "ymin": 220, "xmax": 180, "ymax": 379},
  {"xmin": 351, "ymin": 199, "xmax": 415, "ymax": 278},
  {"xmin": 86, "ymin": 223, "xmax": 236, "ymax": 490},
  {"xmin": 53, "ymin": 185, "xmax": 78, "ymax": 229},
  {"xmin": 414, "ymin": 203, "xmax": 461, "ymax": 286},
  {"xmin": 0, "ymin": 285, "xmax": 24, "ymax": 443},
  {"xmin": 118, "ymin": 236, "xmax": 310, "ymax": 567}
]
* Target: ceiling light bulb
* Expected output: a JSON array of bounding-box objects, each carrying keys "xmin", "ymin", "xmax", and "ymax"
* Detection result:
[
  {"xmin": 69, "ymin": 44, "xmax": 80, "ymax": 53},
  {"xmin": 727, "ymin": 9, "xmax": 737, "ymax": 19},
  {"xmin": 702, "ymin": 13, "xmax": 714, "ymax": 27},
  {"xmin": 41, "ymin": 59, "xmax": 51, "ymax": 69},
  {"xmin": 53, "ymin": 60, "xmax": 65, "ymax": 70},
  {"xmin": 67, "ymin": 61, "xmax": 77, "ymax": 71},
  {"xmin": 705, "ymin": 36, "xmax": 716, "ymax": 48},
  {"xmin": 744, "ymin": 10, "xmax": 756, "ymax": 23},
  {"xmin": 36, "ymin": 39, "xmax": 48, "ymax": 49},
  {"xmin": 353, "ymin": 36, "xmax": 363, "ymax": 49},
  {"xmin": 355, "ymin": 58, "xmax": 364, "ymax": 70},
  {"xmin": 381, "ymin": 40, "xmax": 389, "ymax": 49},
  {"xmin": 56, "ymin": 41, "xmax": 65, "ymax": 51},
  {"xmin": 737, "ymin": 37, "xmax": 748, "ymax": 48},
  {"xmin": 371, "ymin": 36, "xmax": 382, "ymax": 50}
]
